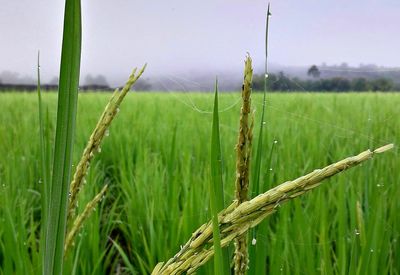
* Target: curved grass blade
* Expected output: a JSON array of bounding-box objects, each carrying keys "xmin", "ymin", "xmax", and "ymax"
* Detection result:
[
  {"xmin": 248, "ymin": 4, "xmax": 271, "ymax": 274},
  {"xmin": 110, "ymin": 238, "xmax": 137, "ymax": 274},
  {"xmin": 43, "ymin": 0, "xmax": 82, "ymax": 274}
]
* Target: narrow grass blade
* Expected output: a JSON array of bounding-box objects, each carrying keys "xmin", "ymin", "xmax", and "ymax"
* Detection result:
[
  {"xmin": 37, "ymin": 51, "xmax": 49, "ymax": 272},
  {"xmin": 37, "ymin": 51, "xmax": 49, "ymax": 215},
  {"xmin": 43, "ymin": 0, "xmax": 82, "ymax": 274},
  {"xmin": 110, "ymin": 239, "xmax": 137, "ymax": 274},
  {"xmin": 249, "ymin": 4, "xmax": 271, "ymax": 275},
  {"xmin": 209, "ymin": 80, "xmax": 229, "ymax": 275}
]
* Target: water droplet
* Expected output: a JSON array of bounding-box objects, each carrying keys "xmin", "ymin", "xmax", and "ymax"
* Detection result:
[
  {"xmin": 370, "ymin": 248, "xmax": 374, "ymax": 253},
  {"xmin": 265, "ymin": 74, "xmax": 269, "ymax": 79},
  {"xmin": 2, "ymin": 184, "xmax": 5, "ymax": 188},
  {"xmin": 105, "ymin": 129, "xmax": 110, "ymax": 137},
  {"xmin": 116, "ymin": 108, "xmax": 120, "ymax": 113},
  {"xmin": 269, "ymin": 168, "xmax": 273, "ymax": 171},
  {"xmin": 68, "ymin": 192, "xmax": 72, "ymax": 197},
  {"xmin": 252, "ymin": 238, "xmax": 257, "ymax": 245},
  {"xmin": 262, "ymin": 121, "xmax": 266, "ymax": 125},
  {"xmin": 98, "ymin": 147, "xmax": 102, "ymax": 153},
  {"xmin": 355, "ymin": 229, "xmax": 360, "ymax": 235},
  {"xmin": 274, "ymin": 140, "xmax": 278, "ymax": 144}
]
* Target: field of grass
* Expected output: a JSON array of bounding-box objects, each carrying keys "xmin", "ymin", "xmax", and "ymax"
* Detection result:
[{"xmin": 0, "ymin": 92, "xmax": 399, "ymax": 274}]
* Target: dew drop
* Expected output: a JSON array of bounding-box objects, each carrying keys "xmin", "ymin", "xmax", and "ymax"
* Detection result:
[
  {"xmin": 105, "ymin": 129, "xmax": 110, "ymax": 137},
  {"xmin": 251, "ymin": 238, "xmax": 257, "ymax": 245},
  {"xmin": 355, "ymin": 229, "xmax": 360, "ymax": 235},
  {"xmin": 265, "ymin": 74, "xmax": 269, "ymax": 79},
  {"xmin": 370, "ymin": 248, "xmax": 374, "ymax": 253},
  {"xmin": 262, "ymin": 121, "xmax": 266, "ymax": 125},
  {"xmin": 274, "ymin": 140, "xmax": 278, "ymax": 144}
]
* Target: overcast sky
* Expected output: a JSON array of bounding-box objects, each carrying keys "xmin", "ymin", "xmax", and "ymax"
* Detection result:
[{"xmin": 0, "ymin": 0, "xmax": 399, "ymax": 85}]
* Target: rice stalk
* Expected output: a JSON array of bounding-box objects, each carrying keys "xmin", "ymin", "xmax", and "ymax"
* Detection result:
[
  {"xmin": 67, "ymin": 65, "xmax": 146, "ymax": 221},
  {"xmin": 151, "ymin": 144, "xmax": 393, "ymax": 275},
  {"xmin": 64, "ymin": 184, "xmax": 108, "ymax": 254},
  {"xmin": 234, "ymin": 55, "xmax": 253, "ymax": 274}
]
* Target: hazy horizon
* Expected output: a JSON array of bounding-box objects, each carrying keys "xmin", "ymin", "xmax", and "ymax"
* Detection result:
[{"xmin": 1, "ymin": 0, "xmax": 399, "ymax": 86}]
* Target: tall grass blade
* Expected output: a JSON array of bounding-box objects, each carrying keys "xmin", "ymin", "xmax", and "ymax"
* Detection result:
[
  {"xmin": 37, "ymin": 51, "xmax": 49, "ymax": 273},
  {"xmin": 249, "ymin": 3, "xmax": 271, "ymax": 274},
  {"xmin": 209, "ymin": 80, "xmax": 229, "ymax": 274},
  {"xmin": 43, "ymin": 0, "xmax": 82, "ymax": 274}
]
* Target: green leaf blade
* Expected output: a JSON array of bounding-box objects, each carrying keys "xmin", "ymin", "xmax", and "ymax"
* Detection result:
[
  {"xmin": 209, "ymin": 81, "xmax": 229, "ymax": 275},
  {"xmin": 43, "ymin": 0, "xmax": 82, "ymax": 274}
]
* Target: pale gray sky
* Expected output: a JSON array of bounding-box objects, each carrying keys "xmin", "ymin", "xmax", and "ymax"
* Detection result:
[{"xmin": 0, "ymin": 0, "xmax": 399, "ymax": 85}]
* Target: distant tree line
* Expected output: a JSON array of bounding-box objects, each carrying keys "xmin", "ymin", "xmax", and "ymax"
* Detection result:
[
  {"xmin": 1, "ymin": 67, "xmax": 398, "ymax": 92},
  {"xmin": 0, "ymin": 83, "xmax": 113, "ymax": 92},
  {"xmin": 253, "ymin": 72, "xmax": 398, "ymax": 92},
  {"xmin": 0, "ymin": 72, "xmax": 152, "ymax": 92}
]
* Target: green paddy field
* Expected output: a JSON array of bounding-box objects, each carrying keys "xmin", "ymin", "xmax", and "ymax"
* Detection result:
[{"xmin": 0, "ymin": 92, "xmax": 398, "ymax": 274}]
